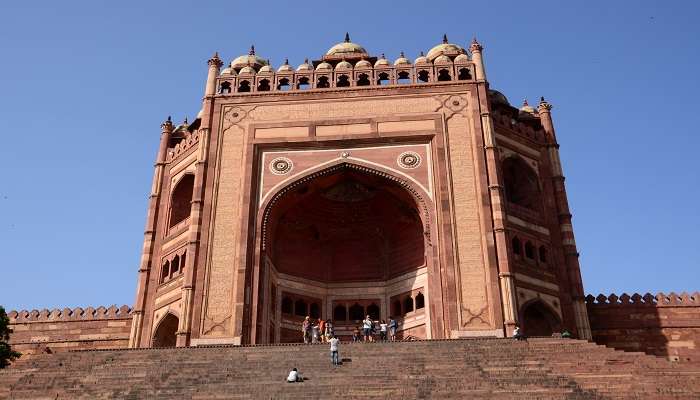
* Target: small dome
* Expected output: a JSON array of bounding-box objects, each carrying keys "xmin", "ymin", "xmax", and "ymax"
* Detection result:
[
  {"xmin": 239, "ymin": 66, "xmax": 256, "ymax": 75},
  {"xmin": 519, "ymin": 100, "xmax": 536, "ymax": 114},
  {"xmin": 374, "ymin": 54, "xmax": 390, "ymax": 67},
  {"xmin": 426, "ymin": 34, "xmax": 466, "ymax": 61},
  {"xmin": 326, "ymin": 33, "xmax": 368, "ymax": 57},
  {"xmin": 454, "ymin": 54, "xmax": 469, "ymax": 63},
  {"xmin": 220, "ymin": 67, "xmax": 236, "ymax": 76},
  {"xmin": 434, "ymin": 54, "xmax": 452, "ymax": 64},
  {"xmin": 316, "ymin": 62, "xmax": 333, "ymax": 71},
  {"xmin": 230, "ymin": 45, "xmax": 268, "ymax": 70},
  {"xmin": 489, "ymin": 90, "xmax": 510, "ymax": 107},
  {"xmin": 394, "ymin": 52, "xmax": 411, "ymax": 66},
  {"xmin": 355, "ymin": 59, "xmax": 372, "ymax": 68},
  {"xmin": 258, "ymin": 64, "xmax": 273, "ymax": 74},
  {"xmin": 277, "ymin": 59, "xmax": 293, "ymax": 72},
  {"xmin": 335, "ymin": 60, "xmax": 353, "ymax": 70},
  {"xmin": 296, "ymin": 59, "xmax": 313, "ymax": 72},
  {"xmin": 415, "ymin": 51, "xmax": 430, "ymax": 65}
]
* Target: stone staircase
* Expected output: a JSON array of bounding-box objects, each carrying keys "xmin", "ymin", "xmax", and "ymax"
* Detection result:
[{"xmin": 1, "ymin": 338, "xmax": 699, "ymax": 399}]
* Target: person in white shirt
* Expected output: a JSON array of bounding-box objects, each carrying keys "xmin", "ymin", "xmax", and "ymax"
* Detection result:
[
  {"xmin": 329, "ymin": 335, "xmax": 340, "ymax": 366},
  {"xmin": 362, "ymin": 315, "xmax": 372, "ymax": 342},
  {"xmin": 286, "ymin": 368, "xmax": 303, "ymax": 383},
  {"xmin": 513, "ymin": 325, "xmax": 526, "ymax": 341},
  {"xmin": 379, "ymin": 320, "xmax": 388, "ymax": 341}
]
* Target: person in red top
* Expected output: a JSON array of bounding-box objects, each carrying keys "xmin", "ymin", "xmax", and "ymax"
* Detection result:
[{"xmin": 318, "ymin": 319, "xmax": 326, "ymax": 343}]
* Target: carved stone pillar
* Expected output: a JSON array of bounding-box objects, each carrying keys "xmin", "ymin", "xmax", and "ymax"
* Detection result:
[
  {"xmin": 129, "ymin": 117, "xmax": 173, "ymax": 348},
  {"xmin": 538, "ymin": 98, "xmax": 592, "ymax": 340}
]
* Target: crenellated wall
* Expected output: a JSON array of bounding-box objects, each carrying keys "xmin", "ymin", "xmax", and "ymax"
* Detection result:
[
  {"xmin": 8, "ymin": 305, "xmax": 133, "ymax": 355},
  {"xmin": 586, "ymin": 293, "xmax": 700, "ymax": 362}
]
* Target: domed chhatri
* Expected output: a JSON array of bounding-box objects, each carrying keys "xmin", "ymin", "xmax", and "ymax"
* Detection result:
[
  {"xmin": 355, "ymin": 59, "xmax": 372, "ymax": 69},
  {"xmin": 394, "ymin": 52, "xmax": 411, "ymax": 66},
  {"xmin": 277, "ymin": 58, "xmax": 293, "ymax": 73},
  {"xmin": 520, "ymin": 99, "xmax": 536, "ymax": 113},
  {"xmin": 426, "ymin": 34, "xmax": 466, "ymax": 61},
  {"xmin": 316, "ymin": 61, "xmax": 333, "ymax": 71},
  {"xmin": 374, "ymin": 53, "xmax": 390, "ymax": 68},
  {"xmin": 230, "ymin": 45, "xmax": 268, "ymax": 71},
  {"xmin": 296, "ymin": 58, "xmax": 313, "ymax": 72},
  {"xmin": 415, "ymin": 51, "xmax": 429, "ymax": 65},
  {"xmin": 335, "ymin": 60, "xmax": 353, "ymax": 70},
  {"xmin": 325, "ymin": 33, "xmax": 369, "ymax": 59}
]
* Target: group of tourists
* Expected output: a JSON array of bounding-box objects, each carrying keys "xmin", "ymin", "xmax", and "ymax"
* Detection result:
[
  {"xmin": 352, "ymin": 315, "xmax": 398, "ymax": 342},
  {"xmin": 301, "ymin": 316, "xmax": 335, "ymax": 344},
  {"xmin": 301, "ymin": 315, "xmax": 399, "ymax": 344}
]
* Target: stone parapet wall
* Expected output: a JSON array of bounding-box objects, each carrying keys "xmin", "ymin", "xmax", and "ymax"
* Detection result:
[
  {"xmin": 7, "ymin": 305, "xmax": 133, "ymax": 355},
  {"xmin": 586, "ymin": 292, "xmax": 700, "ymax": 362}
]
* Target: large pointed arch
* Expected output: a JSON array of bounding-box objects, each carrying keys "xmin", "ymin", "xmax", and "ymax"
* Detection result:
[
  {"xmin": 260, "ymin": 160, "xmax": 434, "ymax": 252},
  {"xmin": 248, "ymin": 159, "xmax": 442, "ymax": 344}
]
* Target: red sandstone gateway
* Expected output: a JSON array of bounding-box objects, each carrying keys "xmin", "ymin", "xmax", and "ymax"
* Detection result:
[{"xmin": 6, "ymin": 36, "xmax": 699, "ymax": 365}]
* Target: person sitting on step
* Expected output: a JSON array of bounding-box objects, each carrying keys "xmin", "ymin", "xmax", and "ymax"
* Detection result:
[
  {"xmin": 513, "ymin": 325, "xmax": 526, "ymax": 341},
  {"xmin": 286, "ymin": 368, "xmax": 303, "ymax": 383},
  {"xmin": 352, "ymin": 326, "xmax": 361, "ymax": 342}
]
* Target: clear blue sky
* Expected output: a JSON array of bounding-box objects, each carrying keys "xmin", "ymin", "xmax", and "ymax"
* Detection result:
[{"xmin": 1, "ymin": 1, "xmax": 698, "ymax": 311}]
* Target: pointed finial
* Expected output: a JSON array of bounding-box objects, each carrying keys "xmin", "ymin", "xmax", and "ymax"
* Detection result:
[
  {"xmin": 400, "ymin": 51, "xmax": 405, "ymax": 58},
  {"xmin": 161, "ymin": 116, "xmax": 173, "ymax": 131},
  {"xmin": 208, "ymin": 52, "xmax": 223, "ymax": 67},
  {"xmin": 469, "ymin": 37, "xmax": 483, "ymax": 52},
  {"xmin": 442, "ymin": 34, "xmax": 449, "ymax": 44},
  {"xmin": 183, "ymin": 117, "xmax": 188, "ymax": 125},
  {"xmin": 420, "ymin": 51, "xmax": 425, "ymax": 56},
  {"xmin": 381, "ymin": 53, "xmax": 386, "ymax": 59},
  {"xmin": 523, "ymin": 99, "xmax": 529, "ymax": 106},
  {"xmin": 266, "ymin": 59, "xmax": 271, "ymax": 66},
  {"xmin": 249, "ymin": 45, "xmax": 255, "ymax": 55},
  {"xmin": 344, "ymin": 32, "xmax": 351, "ymax": 43},
  {"xmin": 284, "ymin": 58, "xmax": 289, "ymax": 65},
  {"xmin": 538, "ymin": 96, "xmax": 552, "ymax": 111}
]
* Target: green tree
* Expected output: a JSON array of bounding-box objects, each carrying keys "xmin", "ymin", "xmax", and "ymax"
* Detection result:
[{"xmin": 0, "ymin": 306, "xmax": 21, "ymax": 368}]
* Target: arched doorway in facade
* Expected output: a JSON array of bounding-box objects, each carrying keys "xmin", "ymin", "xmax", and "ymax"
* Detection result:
[
  {"xmin": 520, "ymin": 301, "xmax": 561, "ymax": 337},
  {"xmin": 152, "ymin": 313, "xmax": 179, "ymax": 347},
  {"xmin": 257, "ymin": 163, "xmax": 433, "ymax": 343}
]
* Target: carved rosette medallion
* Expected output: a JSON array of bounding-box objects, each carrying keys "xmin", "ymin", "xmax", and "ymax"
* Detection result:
[
  {"xmin": 269, "ymin": 157, "xmax": 293, "ymax": 175},
  {"xmin": 397, "ymin": 151, "xmax": 422, "ymax": 169}
]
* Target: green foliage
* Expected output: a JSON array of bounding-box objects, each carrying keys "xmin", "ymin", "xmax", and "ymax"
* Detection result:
[{"xmin": 0, "ymin": 305, "xmax": 21, "ymax": 368}]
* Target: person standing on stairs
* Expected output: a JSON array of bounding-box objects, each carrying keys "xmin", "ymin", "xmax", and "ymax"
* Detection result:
[
  {"xmin": 379, "ymin": 320, "xmax": 388, "ymax": 341},
  {"xmin": 318, "ymin": 319, "xmax": 326, "ymax": 343},
  {"xmin": 363, "ymin": 315, "xmax": 373, "ymax": 342},
  {"xmin": 302, "ymin": 316, "xmax": 311, "ymax": 344},
  {"xmin": 325, "ymin": 319, "xmax": 334, "ymax": 342},
  {"xmin": 329, "ymin": 335, "xmax": 340, "ymax": 366},
  {"xmin": 388, "ymin": 317, "xmax": 397, "ymax": 341}
]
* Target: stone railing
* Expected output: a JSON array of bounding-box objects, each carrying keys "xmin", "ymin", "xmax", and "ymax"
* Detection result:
[
  {"xmin": 9, "ymin": 305, "xmax": 132, "ymax": 322},
  {"xmin": 216, "ymin": 63, "xmax": 476, "ymax": 95},
  {"xmin": 166, "ymin": 130, "xmax": 200, "ymax": 162},
  {"xmin": 585, "ymin": 292, "xmax": 700, "ymax": 306},
  {"xmin": 8, "ymin": 305, "xmax": 133, "ymax": 355},
  {"xmin": 492, "ymin": 111, "xmax": 545, "ymax": 143}
]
